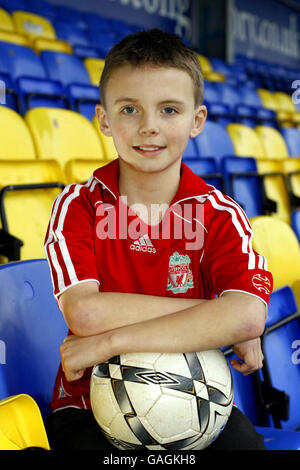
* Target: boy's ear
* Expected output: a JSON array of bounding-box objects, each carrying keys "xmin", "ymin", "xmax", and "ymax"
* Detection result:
[
  {"xmin": 95, "ymin": 104, "xmax": 112, "ymax": 137},
  {"xmin": 189, "ymin": 105, "xmax": 207, "ymax": 138}
]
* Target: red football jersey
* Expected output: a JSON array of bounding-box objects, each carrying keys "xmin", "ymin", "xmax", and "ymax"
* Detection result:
[{"xmin": 45, "ymin": 159, "xmax": 273, "ymax": 412}]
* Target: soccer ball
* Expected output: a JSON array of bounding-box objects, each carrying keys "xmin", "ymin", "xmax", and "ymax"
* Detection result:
[{"xmin": 90, "ymin": 350, "xmax": 233, "ymax": 450}]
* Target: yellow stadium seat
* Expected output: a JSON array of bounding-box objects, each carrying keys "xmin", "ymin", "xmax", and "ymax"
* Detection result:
[
  {"xmin": 93, "ymin": 115, "xmax": 118, "ymax": 161},
  {"xmin": 0, "ymin": 29, "xmax": 30, "ymax": 45},
  {"xmin": 12, "ymin": 11, "xmax": 56, "ymax": 41},
  {"xmin": 273, "ymin": 92, "xmax": 297, "ymax": 113},
  {"xmin": 0, "ymin": 8, "xmax": 15, "ymax": 32},
  {"xmin": 0, "ymin": 159, "xmax": 65, "ymax": 187},
  {"xmin": 0, "ymin": 107, "xmax": 35, "ymax": 159},
  {"xmin": 197, "ymin": 54, "xmax": 213, "ymax": 75},
  {"xmin": 25, "ymin": 108, "xmax": 106, "ymax": 169},
  {"xmin": 226, "ymin": 123, "xmax": 265, "ymax": 159},
  {"xmin": 84, "ymin": 58, "xmax": 105, "ymax": 86},
  {"xmin": 65, "ymin": 158, "xmax": 108, "ymax": 184},
  {"xmin": 33, "ymin": 37, "xmax": 73, "ymax": 54},
  {"xmin": 204, "ymin": 71, "xmax": 226, "ymax": 82},
  {"xmin": 257, "ymin": 89, "xmax": 279, "ymax": 111},
  {"xmin": 0, "ymin": 394, "xmax": 50, "ymax": 450},
  {"xmin": 255, "ymin": 125, "xmax": 289, "ymax": 160},
  {"xmin": 250, "ymin": 215, "xmax": 300, "ymax": 307},
  {"xmin": 256, "ymin": 159, "xmax": 291, "ymax": 224}
]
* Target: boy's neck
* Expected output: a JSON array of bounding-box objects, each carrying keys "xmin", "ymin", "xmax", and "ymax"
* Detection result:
[{"xmin": 118, "ymin": 158, "xmax": 181, "ymax": 208}]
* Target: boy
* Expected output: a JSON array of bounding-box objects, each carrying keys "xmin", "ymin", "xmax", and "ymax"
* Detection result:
[{"xmin": 45, "ymin": 29, "xmax": 272, "ymax": 450}]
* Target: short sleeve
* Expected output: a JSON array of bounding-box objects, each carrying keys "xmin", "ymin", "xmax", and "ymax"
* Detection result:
[
  {"xmin": 44, "ymin": 182, "xmax": 100, "ymax": 299},
  {"xmin": 205, "ymin": 192, "xmax": 273, "ymax": 308}
]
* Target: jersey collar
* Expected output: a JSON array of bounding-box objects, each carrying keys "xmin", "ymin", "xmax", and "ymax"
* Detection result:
[{"xmin": 93, "ymin": 159, "xmax": 209, "ymax": 207}]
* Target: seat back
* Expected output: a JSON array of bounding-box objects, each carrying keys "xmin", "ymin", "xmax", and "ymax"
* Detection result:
[
  {"xmin": 65, "ymin": 158, "xmax": 108, "ymax": 184},
  {"xmin": 281, "ymin": 128, "xmax": 300, "ymax": 157},
  {"xmin": 25, "ymin": 108, "xmax": 106, "ymax": 168},
  {"xmin": 194, "ymin": 121, "xmax": 235, "ymax": 168},
  {"xmin": 84, "ymin": 58, "xmax": 105, "ymax": 86},
  {"xmin": 12, "ymin": 11, "xmax": 56, "ymax": 41},
  {"xmin": 227, "ymin": 123, "xmax": 265, "ymax": 160},
  {"xmin": 182, "ymin": 157, "xmax": 224, "ymax": 191},
  {"xmin": 256, "ymin": 159, "xmax": 291, "ymax": 224},
  {"xmin": 0, "ymin": 107, "xmax": 36, "ymax": 159},
  {"xmin": 263, "ymin": 286, "xmax": 300, "ymax": 430},
  {"xmin": 0, "ymin": 8, "xmax": 14, "ymax": 32},
  {"xmin": 0, "ymin": 259, "xmax": 68, "ymax": 418},
  {"xmin": 250, "ymin": 216, "xmax": 300, "ymax": 306},
  {"xmin": 221, "ymin": 156, "xmax": 264, "ymax": 218},
  {"xmin": 41, "ymin": 51, "xmax": 91, "ymax": 87},
  {"xmin": 255, "ymin": 126, "xmax": 289, "ymax": 160},
  {"xmin": 0, "ymin": 42, "xmax": 47, "ymax": 81},
  {"xmin": 93, "ymin": 115, "xmax": 118, "ymax": 161}
]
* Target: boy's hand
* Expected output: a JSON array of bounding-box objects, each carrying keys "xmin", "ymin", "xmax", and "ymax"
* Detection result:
[
  {"xmin": 60, "ymin": 333, "xmax": 113, "ymax": 381},
  {"xmin": 230, "ymin": 338, "xmax": 264, "ymax": 376}
]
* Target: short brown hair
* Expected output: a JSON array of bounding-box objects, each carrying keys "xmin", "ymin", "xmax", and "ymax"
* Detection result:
[{"xmin": 99, "ymin": 28, "xmax": 204, "ymax": 108}]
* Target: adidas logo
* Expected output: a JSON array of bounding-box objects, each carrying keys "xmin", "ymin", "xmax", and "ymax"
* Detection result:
[{"xmin": 130, "ymin": 234, "xmax": 156, "ymax": 254}]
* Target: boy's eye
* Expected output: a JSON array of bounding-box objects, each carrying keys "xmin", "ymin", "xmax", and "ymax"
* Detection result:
[
  {"xmin": 162, "ymin": 107, "xmax": 177, "ymax": 115},
  {"xmin": 122, "ymin": 106, "xmax": 137, "ymax": 114}
]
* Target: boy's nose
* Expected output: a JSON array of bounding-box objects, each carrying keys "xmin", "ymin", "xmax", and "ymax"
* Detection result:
[{"xmin": 138, "ymin": 115, "xmax": 159, "ymax": 136}]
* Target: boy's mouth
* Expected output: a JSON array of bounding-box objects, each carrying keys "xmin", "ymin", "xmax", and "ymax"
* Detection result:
[{"xmin": 133, "ymin": 145, "xmax": 166, "ymax": 156}]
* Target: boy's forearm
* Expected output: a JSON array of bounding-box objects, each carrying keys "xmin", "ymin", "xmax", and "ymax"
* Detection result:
[
  {"xmin": 108, "ymin": 293, "xmax": 265, "ymax": 358},
  {"xmin": 67, "ymin": 290, "xmax": 205, "ymax": 336}
]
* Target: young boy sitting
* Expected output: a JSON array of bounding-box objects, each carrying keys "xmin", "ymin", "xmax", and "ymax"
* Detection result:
[{"xmin": 44, "ymin": 29, "xmax": 273, "ymax": 450}]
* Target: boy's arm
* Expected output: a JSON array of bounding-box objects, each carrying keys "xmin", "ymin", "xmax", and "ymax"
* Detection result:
[
  {"xmin": 59, "ymin": 281, "xmax": 206, "ymax": 336},
  {"xmin": 60, "ymin": 291, "xmax": 266, "ymax": 381}
]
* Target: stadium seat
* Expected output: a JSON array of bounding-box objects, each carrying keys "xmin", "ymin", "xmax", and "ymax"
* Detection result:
[
  {"xmin": 227, "ymin": 123, "xmax": 265, "ymax": 160},
  {"xmin": 281, "ymin": 157, "xmax": 300, "ymax": 202},
  {"xmin": 41, "ymin": 51, "xmax": 91, "ymax": 87},
  {"xmin": 255, "ymin": 126, "xmax": 289, "ymax": 160},
  {"xmin": 182, "ymin": 157, "xmax": 224, "ymax": 191},
  {"xmin": 220, "ymin": 156, "xmax": 275, "ymax": 218},
  {"xmin": 25, "ymin": 0, "xmax": 56, "ymax": 22},
  {"xmin": 257, "ymin": 88, "xmax": 279, "ymax": 112},
  {"xmin": 65, "ymin": 158, "xmax": 108, "ymax": 184},
  {"xmin": 182, "ymin": 138, "xmax": 199, "ymax": 159},
  {"xmin": 261, "ymin": 285, "xmax": 300, "ymax": 431},
  {"xmin": 67, "ymin": 83, "xmax": 99, "ymax": 121},
  {"xmin": 0, "ymin": 0, "xmax": 28, "ymax": 12},
  {"xmin": 12, "ymin": 11, "xmax": 57, "ymax": 41},
  {"xmin": 87, "ymin": 30, "xmax": 118, "ymax": 58},
  {"xmin": 54, "ymin": 20, "xmax": 90, "ymax": 47},
  {"xmin": 291, "ymin": 208, "xmax": 300, "ymax": 242},
  {"xmin": 83, "ymin": 11, "xmax": 111, "ymax": 33},
  {"xmin": 224, "ymin": 349, "xmax": 300, "ymax": 449},
  {"xmin": 194, "ymin": 121, "xmax": 236, "ymax": 168},
  {"xmin": 0, "ymin": 106, "xmax": 35, "ymax": 159},
  {"xmin": 26, "ymin": 108, "xmax": 106, "ymax": 168},
  {"xmin": 250, "ymin": 216, "xmax": 300, "ymax": 307},
  {"xmin": 55, "ymin": 4, "xmax": 86, "ymax": 30},
  {"xmin": 0, "ymin": 42, "xmax": 47, "ymax": 82},
  {"xmin": 0, "ymin": 259, "xmax": 68, "ymax": 418},
  {"xmin": 16, "ymin": 76, "xmax": 69, "ymax": 114},
  {"xmin": 33, "ymin": 37, "xmax": 73, "ymax": 54},
  {"xmin": 0, "ymin": 394, "xmax": 50, "ymax": 450},
  {"xmin": 93, "ymin": 115, "xmax": 118, "ymax": 160},
  {"xmin": 0, "ymin": 71, "xmax": 20, "ymax": 112},
  {"xmin": 84, "ymin": 58, "xmax": 105, "ymax": 87},
  {"xmin": 281, "ymin": 127, "xmax": 300, "ymax": 156},
  {"xmin": 0, "ymin": 29, "xmax": 30, "ymax": 45},
  {"xmin": 0, "ymin": 7, "xmax": 14, "ymax": 32}
]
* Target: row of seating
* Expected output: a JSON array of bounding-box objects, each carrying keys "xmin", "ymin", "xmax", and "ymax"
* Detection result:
[{"xmin": 0, "ymin": 258, "xmax": 299, "ymax": 449}]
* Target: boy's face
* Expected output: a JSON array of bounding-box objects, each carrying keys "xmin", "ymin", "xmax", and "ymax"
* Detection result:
[{"xmin": 96, "ymin": 65, "xmax": 206, "ymax": 174}]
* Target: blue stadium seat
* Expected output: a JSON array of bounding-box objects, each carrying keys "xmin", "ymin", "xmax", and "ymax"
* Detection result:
[
  {"xmin": 54, "ymin": 20, "xmax": 90, "ymax": 47},
  {"xmin": 41, "ymin": 51, "xmax": 91, "ymax": 87},
  {"xmin": 291, "ymin": 209, "xmax": 300, "ymax": 242},
  {"xmin": 0, "ymin": 72, "xmax": 20, "ymax": 112},
  {"xmin": 54, "ymin": 4, "xmax": 87, "ymax": 30},
  {"xmin": 0, "ymin": 259, "xmax": 68, "ymax": 418},
  {"xmin": 220, "ymin": 156, "xmax": 276, "ymax": 218},
  {"xmin": 224, "ymin": 349, "xmax": 300, "ymax": 449},
  {"xmin": 262, "ymin": 285, "xmax": 300, "ymax": 431},
  {"xmin": 0, "ymin": 42, "xmax": 47, "ymax": 82},
  {"xmin": 281, "ymin": 128, "xmax": 300, "ymax": 156},
  {"xmin": 194, "ymin": 121, "xmax": 236, "ymax": 168},
  {"xmin": 16, "ymin": 76, "xmax": 69, "ymax": 114},
  {"xmin": 182, "ymin": 138, "xmax": 199, "ymax": 159},
  {"xmin": 239, "ymin": 84, "xmax": 263, "ymax": 109},
  {"xmin": 0, "ymin": 0, "xmax": 29, "ymax": 12},
  {"xmin": 67, "ymin": 83, "xmax": 99, "ymax": 121},
  {"xmin": 204, "ymin": 81, "xmax": 233, "ymax": 126},
  {"xmin": 73, "ymin": 45, "xmax": 102, "ymax": 60},
  {"xmin": 87, "ymin": 30, "xmax": 119, "ymax": 58},
  {"xmin": 182, "ymin": 157, "xmax": 224, "ymax": 191},
  {"xmin": 83, "ymin": 11, "xmax": 112, "ymax": 33}
]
